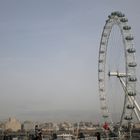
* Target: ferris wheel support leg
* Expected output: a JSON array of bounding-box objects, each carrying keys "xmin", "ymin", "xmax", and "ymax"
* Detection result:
[
  {"xmin": 119, "ymin": 77, "xmax": 140, "ymax": 122},
  {"xmin": 108, "ymin": 72, "xmax": 140, "ymax": 122},
  {"xmin": 133, "ymin": 99, "xmax": 140, "ymax": 113},
  {"xmin": 133, "ymin": 108, "xmax": 140, "ymax": 121}
]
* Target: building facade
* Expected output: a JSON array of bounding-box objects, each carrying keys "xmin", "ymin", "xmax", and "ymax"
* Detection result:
[{"xmin": 5, "ymin": 118, "xmax": 21, "ymax": 132}]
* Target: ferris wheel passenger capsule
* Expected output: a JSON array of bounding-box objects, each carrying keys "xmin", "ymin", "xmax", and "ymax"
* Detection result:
[
  {"xmin": 128, "ymin": 91, "xmax": 136, "ymax": 96},
  {"xmin": 100, "ymin": 88, "xmax": 104, "ymax": 92},
  {"xmin": 103, "ymin": 115, "xmax": 109, "ymax": 118},
  {"xmin": 123, "ymin": 26, "xmax": 131, "ymax": 30},
  {"xmin": 127, "ymin": 104, "xmax": 135, "ymax": 109},
  {"xmin": 100, "ymin": 97, "xmax": 105, "ymax": 100},
  {"xmin": 124, "ymin": 116, "xmax": 132, "ymax": 120},
  {"xmin": 128, "ymin": 62, "xmax": 137, "ymax": 67},
  {"xmin": 118, "ymin": 13, "xmax": 125, "ymax": 17},
  {"xmin": 101, "ymin": 42, "xmax": 106, "ymax": 45},
  {"xmin": 99, "ymin": 69, "xmax": 103, "ymax": 72},
  {"xmin": 99, "ymin": 79, "xmax": 103, "ymax": 82},
  {"xmin": 108, "ymin": 16, "xmax": 111, "ymax": 19},
  {"xmin": 129, "ymin": 76, "xmax": 137, "ymax": 82},
  {"xmin": 125, "ymin": 36, "xmax": 134, "ymax": 41},
  {"xmin": 120, "ymin": 18, "xmax": 128, "ymax": 22},
  {"xmin": 99, "ymin": 50, "xmax": 105, "ymax": 54},
  {"xmin": 111, "ymin": 11, "xmax": 121, "ymax": 16},
  {"xmin": 127, "ymin": 48, "xmax": 136, "ymax": 53},
  {"xmin": 99, "ymin": 59, "xmax": 104, "ymax": 63},
  {"xmin": 103, "ymin": 33, "xmax": 107, "ymax": 37}
]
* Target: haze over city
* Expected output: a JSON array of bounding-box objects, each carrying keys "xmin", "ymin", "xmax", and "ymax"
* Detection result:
[{"xmin": 0, "ymin": 0, "xmax": 140, "ymax": 122}]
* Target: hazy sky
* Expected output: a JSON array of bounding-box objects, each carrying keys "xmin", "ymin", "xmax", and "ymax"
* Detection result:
[{"xmin": 0, "ymin": 0, "xmax": 140, "ymax": 122}]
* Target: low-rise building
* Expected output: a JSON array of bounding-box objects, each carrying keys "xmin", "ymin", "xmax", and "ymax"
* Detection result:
[{"xmin": 23, "ymin": 121, "xmax": 35, "ymax": 131}]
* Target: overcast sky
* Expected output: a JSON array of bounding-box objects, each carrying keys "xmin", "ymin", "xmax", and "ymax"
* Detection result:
[{"xmin": 0, "ymin": 0, "xmax": 140, "ymax": 122}]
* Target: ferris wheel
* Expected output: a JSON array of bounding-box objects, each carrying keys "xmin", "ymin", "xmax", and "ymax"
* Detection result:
[{"xmin": 98, "ymin": 11, "xmax": 140, "ymax": 136}]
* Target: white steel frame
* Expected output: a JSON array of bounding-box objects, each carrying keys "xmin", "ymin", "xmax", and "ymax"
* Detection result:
[{"xmin": 98, "ymin": 11, "xmax": 140, "ymax": 136}]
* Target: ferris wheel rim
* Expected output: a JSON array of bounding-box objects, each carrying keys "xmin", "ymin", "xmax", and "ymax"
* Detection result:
[{"xmin": 98, "ymin": 11, "xmax": 137, "ymax": 133}]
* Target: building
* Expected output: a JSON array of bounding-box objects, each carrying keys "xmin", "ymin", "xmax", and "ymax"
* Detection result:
[
  {"xmin": 5, "ymin": 118, "xmax": 21, "ymax": 132},
  {"xmin": 23, "ymin": 121, "xmax": 35, "ymax": 131}
]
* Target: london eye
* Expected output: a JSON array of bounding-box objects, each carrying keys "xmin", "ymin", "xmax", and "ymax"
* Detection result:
[{"xmin": 98, "ymin": 11, "xmax": 140, "ymax": 138}]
